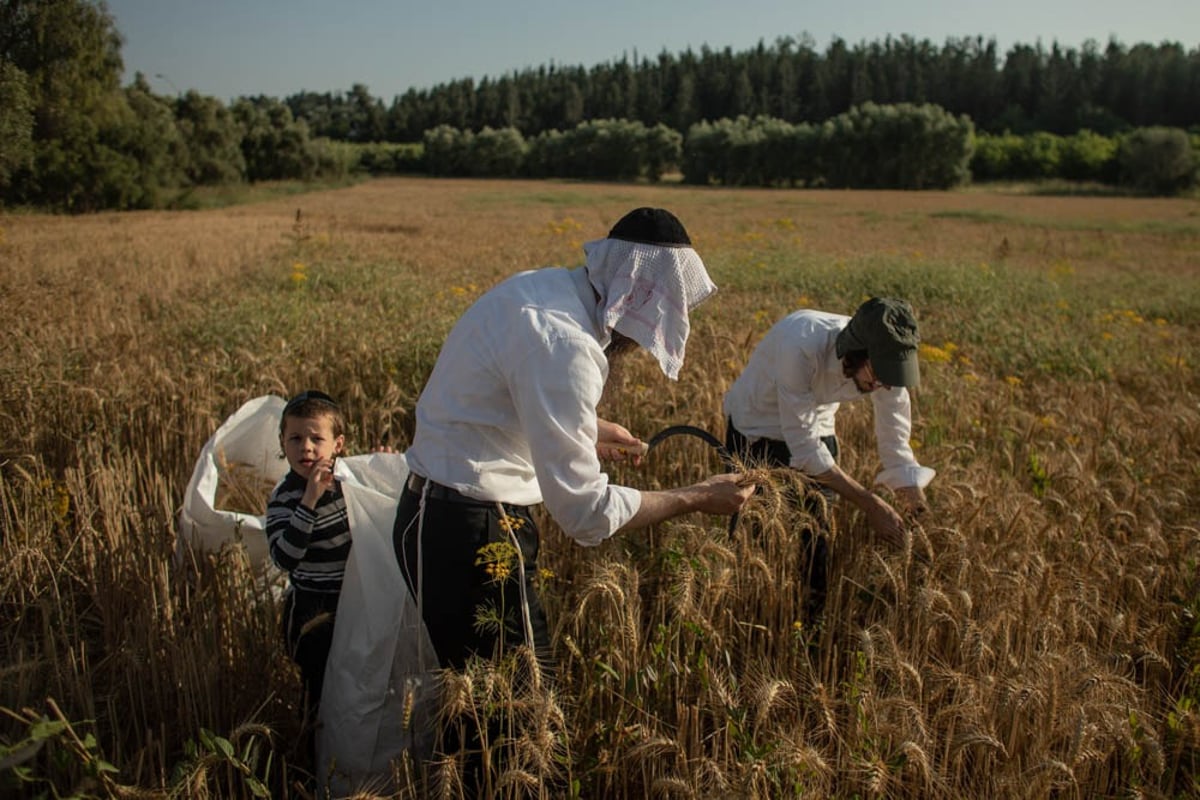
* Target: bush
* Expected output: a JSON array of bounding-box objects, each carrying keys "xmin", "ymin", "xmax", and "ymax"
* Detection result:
[
  {"xmin": 559, "ymin": 119, "xmax": 647, "ymax": 180},
  {"xmin": 353, "ymin": 142, "xmax": 424, "ymax": 174},
  {"xmin": 642, "ymin": 123, "xmax": 683, "ymax": 182},
  {"xmin": 1117, "ymin": 127, "xmax": 1198, "ymax": 195},
  {"xmin": 525, "ymin": 129, "xmax": 570, "ymax": 178},
  {"xmin": 821, "ymin": 103, "xmax": 974, "ymax": 189},
  {"xmin": 1009, "ymin": 131, "xmax": 1061, "ymax": 179},
  {"xmin": 682, "ymin": 117, "xmax": 768, "ymax": 186},
  {"xmin": 307, "ymin": 137, "xmax": 357, "ymax": 180},
  {"xmin": 525, "ymin": 119, "xmax": 679, "ymax": 181},
  {"xmin": 469, "ymin": 127, "xmax": 526, "ymax": 177},
  {"xmin": 970, "ymin": 133, "xmax": 1022, "ymax": 181},
  {"xmin": 1057, "ymin": 130, "xmax": 1119, "ymax": 182},
  {"xmin": 423, "ymin": 125, "xmax": 472, "ymax": 177}
]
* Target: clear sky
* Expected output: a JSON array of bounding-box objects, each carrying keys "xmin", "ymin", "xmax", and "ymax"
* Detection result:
[{"xmin": 106, "ymin": 0, "xmax": 1199, "ymax": 102}]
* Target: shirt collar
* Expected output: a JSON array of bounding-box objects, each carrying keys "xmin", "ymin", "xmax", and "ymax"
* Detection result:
[{"xmin": 569, "ymin": 266, "xmax": 607, "ymax": 344}]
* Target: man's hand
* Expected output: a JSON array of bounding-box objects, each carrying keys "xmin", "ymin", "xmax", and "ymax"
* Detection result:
[
  {"xmin": 814, "ymin": 465, "xmax": 915, "ymax": 551},
  {"xmin": 690, "ymin": 472, "xmax": 757, "ymax": 515},
  {"xmin": 863, "ymin": 495, "xmax": 907, "ymax": 551},
  {"xmin": 596, "ymin": 419, "xmax": 647, "ymax": 466},
  {"xmin": 894, "ymin": 485, "xmax": 928, "ymax": 517}
]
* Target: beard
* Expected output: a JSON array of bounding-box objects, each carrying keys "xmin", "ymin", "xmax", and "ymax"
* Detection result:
[{"xmin": 602, "ymin": 331, "xmax": 640, "ymax": 404}]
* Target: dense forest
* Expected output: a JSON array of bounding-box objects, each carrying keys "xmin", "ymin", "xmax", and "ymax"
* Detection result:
[
  {"xmin": 1, "ymin": 0, "xmax": 1197, "ymax": 211},
  {"xmin": 287, "ymin": 36, "xmax": 1200, "ymax": 143}
]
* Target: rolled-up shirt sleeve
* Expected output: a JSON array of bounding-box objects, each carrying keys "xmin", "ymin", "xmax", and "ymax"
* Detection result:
[
  {"xmin": 775, "ymin": 345, "xmax": 838, "ymax": 476},
  {"xmin": 871, "ymin": 387, "xmax": 936, "ymax": 490},
  {"xmin": 509, "ymin": 333, "xmax": 641, "ymax": 546}
]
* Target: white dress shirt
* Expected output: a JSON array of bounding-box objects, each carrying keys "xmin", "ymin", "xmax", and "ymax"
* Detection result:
[
  {"xmin": 722, "ymin": 309, "xmax": 934, "ymax": 490},
  {"xmin": 405, "ymin": 267, "xmax": 642, "ymax": 546}
]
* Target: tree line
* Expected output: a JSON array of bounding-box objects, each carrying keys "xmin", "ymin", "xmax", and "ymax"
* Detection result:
[
  {"xmin": 1, "ymin": 0, "xmax": 1197, "ymax": 211},
  {"xmin": 292, "ymin": 35, "xmax": 1200, "ymax": 143}
]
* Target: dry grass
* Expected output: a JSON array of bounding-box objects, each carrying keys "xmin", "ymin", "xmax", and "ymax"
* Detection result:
[{"xmin": 1, "ymin": 177, "xmax": 1198, "ymax": 798}]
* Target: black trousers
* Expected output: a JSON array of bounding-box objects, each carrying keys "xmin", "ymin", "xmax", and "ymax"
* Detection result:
[
  {"xmin": 725, "ymin": 418, "xmax": 834, "ymax": 622},
  {"xmin": 392, "ymin": 478, "xmax": 553, "ymax": 796},
  {"xmin": 391, "ymin": 480, "xmax": 551, "ymax": 670},
  {"xmin": 282, "ymin": 587, "xmax": 339, "ymax": 728}
]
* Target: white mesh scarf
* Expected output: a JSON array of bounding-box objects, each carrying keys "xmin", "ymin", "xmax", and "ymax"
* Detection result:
[{"xmin": 583, "ymin": 237, "xmax": 717, "ymax": 380}]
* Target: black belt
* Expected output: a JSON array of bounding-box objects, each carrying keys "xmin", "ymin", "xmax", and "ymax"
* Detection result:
[{"xmin": 406, "ymin": 473, "xmax": 496, "ymax": 506}]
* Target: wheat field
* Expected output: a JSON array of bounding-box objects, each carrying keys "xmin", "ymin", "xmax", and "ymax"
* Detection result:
[{"xmin": 1, "ymin": 177, "xmax": 1198, "ymax": 798}]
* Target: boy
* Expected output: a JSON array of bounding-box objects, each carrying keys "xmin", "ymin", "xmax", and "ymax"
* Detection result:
[{"xmin": 266, "ymin": 390, "xmax": 350, "ymax": 727}]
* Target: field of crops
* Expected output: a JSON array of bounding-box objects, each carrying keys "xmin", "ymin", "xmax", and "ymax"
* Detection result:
[{"xmin": 2, "ymin": 177, "xmax": 1198, "ymax": 798}]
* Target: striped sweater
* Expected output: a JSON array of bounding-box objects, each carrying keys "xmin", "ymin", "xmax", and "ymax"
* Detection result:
[{"xmin": 265, "ymin": 470, "xmax": 351, "ymax": 593}]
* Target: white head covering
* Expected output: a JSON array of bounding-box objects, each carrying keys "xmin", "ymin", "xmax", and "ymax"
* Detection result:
[{"xmin": 583, "ymin": 237, "xmax": 717, "ymax": 380}]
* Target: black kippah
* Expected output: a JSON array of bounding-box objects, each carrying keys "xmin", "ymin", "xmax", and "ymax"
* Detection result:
[{"xmin": 607, "ymin": 207, "xmax": 692, "ymax": 247}]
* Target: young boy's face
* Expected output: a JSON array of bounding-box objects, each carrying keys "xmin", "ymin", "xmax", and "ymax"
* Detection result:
[{"xmin": 281, "ymin": 413, "xmax": 345, "ymax": 480}]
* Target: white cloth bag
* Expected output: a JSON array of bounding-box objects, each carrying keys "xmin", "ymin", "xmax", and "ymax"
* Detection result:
[
  {"xmin": 178, "ymin": 398, "xmax": 439, "ymax": 790},
  {"xmin": 178, "ymin": 395, "xmax": 289, "ymax": 568},
  {"xmin": 318, "ymin": 452, "xmax": 439, "ymax": 795}
]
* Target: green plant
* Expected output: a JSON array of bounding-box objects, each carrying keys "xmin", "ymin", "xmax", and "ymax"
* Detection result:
[{"xmin": 0, "ymin": 701, "xmax": 122, "ymax": 800}]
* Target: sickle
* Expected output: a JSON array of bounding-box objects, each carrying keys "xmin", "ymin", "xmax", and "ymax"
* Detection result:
[{"xmin": 645, "ymin": 424, "xmax": 733, "ymax": 468}]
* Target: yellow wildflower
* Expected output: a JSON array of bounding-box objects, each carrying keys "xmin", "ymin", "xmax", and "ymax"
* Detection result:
[
  {"xmin": 919, "ymin": 343, "xmax": 952, "ymax": 364},
  {"xmin": 497, "ymin": 515, "xmax": 526, "ymax": 533},
  {"xmin": 476, "ymin": 541, "xmax": 518, "ymax": 584}
]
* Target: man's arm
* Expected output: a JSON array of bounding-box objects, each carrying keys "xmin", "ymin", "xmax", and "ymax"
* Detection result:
[
  {"xmin": 811, "ymin": 464, "xmax": 907, "ymax": 550},
  {"xmin": 617, "ymin": 473, "xmax": 754, "ymax": 533}
]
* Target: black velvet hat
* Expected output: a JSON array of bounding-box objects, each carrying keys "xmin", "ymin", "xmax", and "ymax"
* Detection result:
[{"xmin": 607, "ymin": 207, "xmax": 692, "ymax": 247}]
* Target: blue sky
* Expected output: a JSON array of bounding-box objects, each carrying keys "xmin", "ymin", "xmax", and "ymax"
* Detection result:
[{"xmin": 106, "ymin": 0, "xmax": 1199, "ymax": 102}]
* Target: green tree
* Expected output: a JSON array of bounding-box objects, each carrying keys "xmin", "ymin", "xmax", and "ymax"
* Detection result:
[
  {"xmin": 347, "ymin": 82, "xmax": 387, "ymax": 142},
  {"xmin": 0, "ymin": 59, "xmax": 34, "ymax": 191},
  {"xmin": 0, "ymin": 0, "xmax": 135, "ymax": 209},
  {"xmin": 174, "ymin": 90, "xmax": 245, "ymax": 185},
  {"xmin": 107, "ymin": 72, "xmax": 185, "ymax": 206},
  {"xmin": 233, "ymin": 96, "xmax": 320, "ymax": 182}
]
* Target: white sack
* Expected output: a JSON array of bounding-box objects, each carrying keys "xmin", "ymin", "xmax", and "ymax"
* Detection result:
[
  {"xmin": 318, "ymin": 452, "xmax": 439, "ymax": 795},
  {"xmin": 178, "ymin": 395, "xmax": 289, "ymax": 568}
]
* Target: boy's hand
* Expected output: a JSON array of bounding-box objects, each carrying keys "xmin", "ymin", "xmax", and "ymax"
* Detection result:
[{"xmin": 302, "ymin": 458, "xmax": 336, "ymax": 508}]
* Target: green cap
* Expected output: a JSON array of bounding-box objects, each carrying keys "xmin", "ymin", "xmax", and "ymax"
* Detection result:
[{"xmin": 835, "ymin": 297, "xmax": 921, "ymax": 388}]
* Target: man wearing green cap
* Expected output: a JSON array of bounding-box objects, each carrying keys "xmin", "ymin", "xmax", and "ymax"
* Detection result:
[{"xmin": 723, "ymin": 297, "xmax": 934, "ymax": 617}]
